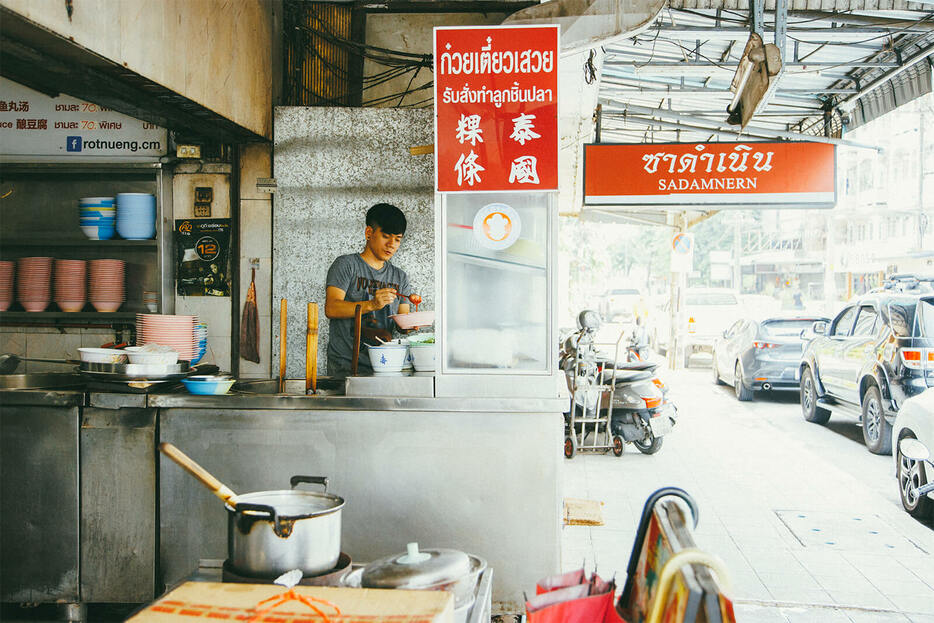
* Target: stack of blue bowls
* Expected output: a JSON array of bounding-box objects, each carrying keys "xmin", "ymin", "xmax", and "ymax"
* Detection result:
[
  {"xmin": 116, "ymin": 193, "xmax": 156, "ymax": 240},
  {"xmin": 79, "ymin": 197, "xmax": 116, "ymax": 240}
]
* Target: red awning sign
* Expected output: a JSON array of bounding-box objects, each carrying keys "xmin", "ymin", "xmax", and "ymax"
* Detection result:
[
  {"xmin": 434, "ymin": 25, "xmax": 559, "ymax": 192},
  {"xmin": 584, "ymin": 141, "xmax": 836, "ymax": 207}
]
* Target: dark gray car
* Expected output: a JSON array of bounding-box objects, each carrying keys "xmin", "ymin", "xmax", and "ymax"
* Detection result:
[{"xmin": 713, "ymin": 316, "xmax": 829, "ymax": 401}]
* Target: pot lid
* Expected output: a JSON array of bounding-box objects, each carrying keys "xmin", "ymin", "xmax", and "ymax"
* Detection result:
[
  {"xmin": 361, "ymin": 543, "xmax": 471, "ymax": 590},
  {"xmin": 232, "ymin": 489, "xmax": 344, "ymax": 518}
]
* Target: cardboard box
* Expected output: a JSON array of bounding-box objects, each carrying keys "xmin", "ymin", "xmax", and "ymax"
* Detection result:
[{"xmin": 128, "ymin": 581, "xmax": 454, "ymax": 622}]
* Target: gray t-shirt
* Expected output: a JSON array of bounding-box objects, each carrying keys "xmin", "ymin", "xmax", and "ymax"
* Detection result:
[{"xmin": 326, "ymin": 253, "xmax": 410, "ymax": 376}]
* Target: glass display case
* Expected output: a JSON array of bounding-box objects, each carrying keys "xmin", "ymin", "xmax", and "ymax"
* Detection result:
[{"xmin": 439, "ymin": 192, "xmax": 556, "ymax": 381}]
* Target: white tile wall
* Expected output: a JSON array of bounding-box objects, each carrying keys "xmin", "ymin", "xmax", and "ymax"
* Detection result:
[{"xmin": 0, "ymin": 327, "xmax": 117, "ymax": 373}]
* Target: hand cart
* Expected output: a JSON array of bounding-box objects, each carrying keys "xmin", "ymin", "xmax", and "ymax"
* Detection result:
[{"xmin": 564, "ymin": 327, "xmax": 630, "ymax": 459}]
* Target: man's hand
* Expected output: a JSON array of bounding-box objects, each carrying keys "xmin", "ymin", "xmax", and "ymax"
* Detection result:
[{"xmin": 370, "ymin": 287, "xmax": 397, "ymax": 311}]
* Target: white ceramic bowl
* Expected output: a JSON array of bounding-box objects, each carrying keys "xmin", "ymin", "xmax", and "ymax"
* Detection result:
[
  {"xmin": 409, "ymin": 343, "xmax": 436, "ymax": 372},
  {"xmin": 78, "ymin": 347, "xmax": 128, "ymax": 364},
  {"xmin": 124, "ymin": 346, "xmax": 179, "ymax": 365},
  {"xmin": 367, "ymin": 344, "xmax": 408, "ymax": 372}
]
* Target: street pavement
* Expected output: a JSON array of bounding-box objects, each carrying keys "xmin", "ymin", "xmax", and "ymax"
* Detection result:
[{"xmin": 560, "ymin": 361, "xmax": 934, "ymax": 623}]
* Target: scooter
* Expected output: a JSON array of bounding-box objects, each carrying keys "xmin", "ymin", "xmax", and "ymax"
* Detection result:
[
  {"xmin": 561, "ymin": 310, "xmax": 677, "ymax": 458},
  {"xmin": 626, "ymin": 317, "xmax": 651, "ymax": 362}
]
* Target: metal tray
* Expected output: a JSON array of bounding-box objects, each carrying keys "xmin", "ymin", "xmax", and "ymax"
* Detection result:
[{"xmin": 78, "ymin": 361, "xmax": 191, "ymax": 382}]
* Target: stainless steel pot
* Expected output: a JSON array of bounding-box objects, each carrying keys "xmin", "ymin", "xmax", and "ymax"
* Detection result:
[
  {"xmin": 360, "ymin": 543, "xmax": 487, "ymax": 608},
  {"xmin": 227, "ymin": 475, "xmax": 344, "ymax": 578}
]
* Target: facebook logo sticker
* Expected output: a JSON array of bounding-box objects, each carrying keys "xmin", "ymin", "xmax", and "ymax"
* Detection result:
[{"xmin": 66, "ymin": 136, "xmax": 82, "ymax": 152}]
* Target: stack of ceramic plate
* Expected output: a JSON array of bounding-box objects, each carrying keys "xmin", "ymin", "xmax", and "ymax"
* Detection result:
[
  {"xmin": 191, "ymin": 321, "xmax": 208, "ymax": 364},
  {"xmin": 16, "ymin": 256, "xmax": 53, "ymax": 312},
  {"xmin": 136, "ymin": 314, "xmax": 197, "ymax": 361},
  {"xmin": 0, "ymin": 261, "xmax": 13, "ymax": 312},
  {"xmin": 88, "ymin": 259, "xmax": 125, "ymax": 312},
  {"xmin": 53, "ymin": 259, "xmax": 87, "ymax": 312},
  {"xmin": 116, "ymin": 193, "xmax": 156, "ymax": 240},
  {"xmin": 79, "ymin": 197, "xmax": 116, "ymax": 240}
]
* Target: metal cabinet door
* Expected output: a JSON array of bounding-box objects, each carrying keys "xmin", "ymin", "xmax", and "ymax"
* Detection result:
[
  {"xmin": 0, "ymin": 405, "xmax": 80, "ymax": 603},
  {"xmin": 80, "ymin": 408, "xmax": 157, "ymax": 602}
]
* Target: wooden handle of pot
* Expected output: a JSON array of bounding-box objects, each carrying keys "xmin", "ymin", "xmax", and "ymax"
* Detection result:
[
  {"xmin": 351, "ymin": 303, "xmax": 362, "ymax": 376},
  {"xmin": 306, "ymin": 302, "xmax": 318, "ymax": 393},
  {"xmin": 159, "ymin": 442, "xmax": 237, "ymax": 505},
  {"xmin": 279, "ymin": 298, "xmax": 287, "ymax": 393}
]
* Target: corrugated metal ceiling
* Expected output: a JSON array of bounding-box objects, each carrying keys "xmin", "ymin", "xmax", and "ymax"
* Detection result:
[{"xmin": 597, "ymin": 2, "xmax": 934, "ymax": 145}]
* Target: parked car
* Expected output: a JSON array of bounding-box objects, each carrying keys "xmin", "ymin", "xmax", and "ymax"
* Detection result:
[
  {"xmin": 653, "ymin": 288, "xmax": 744, "ymax": 367},
  {"xmin": 800, "ymin": 277, "xmax": 934, "ymax": 454},
  {"xmin": 893, "ymin": 388, "xmax": 934, "ymax": 519},
  {"xmin": 600, "ymin": 288, "xmax": 644, "ymax": 324},
  {"xmin": 713, "ymin": 315, "xmax": 830, "ymax": 401}
]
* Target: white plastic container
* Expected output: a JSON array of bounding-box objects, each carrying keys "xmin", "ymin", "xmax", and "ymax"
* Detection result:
[
  {"xmin": 409, "ymin": 343, "xmax": 436, "ymax": 372},
  {"xmin": 124, "ymin": 346, "xmax": 179, "ymax": 365},
  {"xmin": 77, "ymin": 347, "xmax": 128, "ymax": 364},
  {"xmin": 367, "ymin": 344, "xmax": 408, "ymax": 373}
]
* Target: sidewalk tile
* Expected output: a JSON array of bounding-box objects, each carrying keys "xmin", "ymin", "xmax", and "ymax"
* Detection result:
[
  {"xmin": 885, "ymin": 593, "xmax": 934, "ymax": 615},
  {"xmin": 829, "ymin": 589, "xmax": 896, "ymax": 610},
  {"xmin": 846, "ymin": 610, "xmax": 912, "ymax": 622}
]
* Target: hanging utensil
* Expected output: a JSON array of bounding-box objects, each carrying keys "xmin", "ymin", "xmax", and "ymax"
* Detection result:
[
  {"xmin": 306, "ymin": 302, "xmax": 318, "ymax": 394},
  {"xmin": 159, "ymin": 442, "xmax": 238, "ymax": 506},
  {"xmin": 240, "ymin": 266, "xmax": 260, "ymax": 364},
  {"xmin": 351, "ymin": 303, "xmax": 362, "ymax": 376},
  {"xmin": 279, "ymin": 298, "xmax": 288, "ymax": 393}
]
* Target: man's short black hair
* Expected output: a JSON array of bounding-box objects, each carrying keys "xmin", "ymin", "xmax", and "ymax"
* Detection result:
[{"xmin": 366, "ymin": 203, "xmax": 407, "ymax": 236}]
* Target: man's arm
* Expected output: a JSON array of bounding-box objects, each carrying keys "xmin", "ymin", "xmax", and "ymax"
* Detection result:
[{"xmin": 325, "ymin": 286, "xmax": 398, "ymax": 319}]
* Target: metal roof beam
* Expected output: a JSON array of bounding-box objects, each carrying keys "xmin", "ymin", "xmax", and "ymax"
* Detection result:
[
  {"xmin": 626, "ymin": 26, "xmax": 934, "ymax": 40},
  {"xmin": 598, "ymin": 100, "xmax": 883, "ymax": 149},
  {"xmin": 603, "ymin": 60, "xmax": 901, "ymax": 69},
  {"xmin": 602, "ymin": 86, "xmax": 857, "ymax": 94}
]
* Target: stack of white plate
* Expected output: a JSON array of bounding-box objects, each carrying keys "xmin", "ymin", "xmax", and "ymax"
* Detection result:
[
  {"xmin": 16, "ymin": 256, "xmax": 53, "ymax": 312},
  {"xmin": 136, "ymin": 314, "xmax": 198, "ymax": 361},
  {"xmin": 88, "ymin": 259, "xmax": 125, "ymax": 312}
]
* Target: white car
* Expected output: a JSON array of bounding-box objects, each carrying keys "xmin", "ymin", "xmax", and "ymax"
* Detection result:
[
  {"xmin": 652, "ymin": 288, "xmax": 744, "ymax": 367},
  {"xmin": 893, "ymin": 388, "xmax": 934, "ymax": 519}
]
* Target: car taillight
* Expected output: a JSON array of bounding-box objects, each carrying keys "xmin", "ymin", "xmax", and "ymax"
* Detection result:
[
  {"xmin": 687, "ymin": 317, "xmax": 696, "ymax": 333},
  {"xmin": 644, "ymin": 397, "xmax": 662, "ymax": 409},
  {"xmin": 753, "ymin": 341, "xmax": 778, "ymax": 349},
  {"xmin": 900, "ymin": 349, "xmax": 932, "ymax": 369}
]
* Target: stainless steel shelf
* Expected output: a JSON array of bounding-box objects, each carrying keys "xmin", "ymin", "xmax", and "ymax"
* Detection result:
[
  {"xmin": 0, "ymin": 237, "xmax": 157, "ymax": 249},
  {"xmin": 0, "ymin": 311, "xmax": 137, "ymax": 324}
]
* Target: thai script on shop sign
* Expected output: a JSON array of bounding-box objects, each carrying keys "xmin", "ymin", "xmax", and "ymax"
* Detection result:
[
  {"xmin": 438, "ymin": 35, "xmax": 555, "ymax": 76},
  {"xmin": 641, "ymin": 144, "xmax": 775, "ymax": 176}
]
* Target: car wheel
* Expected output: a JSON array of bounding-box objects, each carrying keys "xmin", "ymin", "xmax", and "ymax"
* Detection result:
[
  {"xmin": 712, "ymin": 354, "xmax": 726, "ymax": 385},
  {"xmin": 861, "ymin": 384, "xmax": 892, "ymax": 455},
  {"xmin": 800, "ymin": 366, "xmax": 831, "ymax": 424},
  {"xmin": 734, "ymin": 362, "xmax": 753, "ymax": 401},
  {"xmin": 634, "ymin": 433, "xmax": 663, "ymax": 455},
  {"xmin": 897, "ymin": 433, "xmax": 934, "ymax": 519}
]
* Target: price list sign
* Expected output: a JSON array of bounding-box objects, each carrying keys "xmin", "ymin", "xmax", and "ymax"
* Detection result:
[{"xmin": 434, "ymin": 25, "xmax": 559, "ymax": 192}]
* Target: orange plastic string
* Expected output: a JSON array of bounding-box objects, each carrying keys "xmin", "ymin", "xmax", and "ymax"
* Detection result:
[{"xmin": 248, "ymin": 589, "xmax": 342, "ymax": 623}]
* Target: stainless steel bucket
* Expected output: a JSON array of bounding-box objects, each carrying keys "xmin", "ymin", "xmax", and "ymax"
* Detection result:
[{"xmin": 227, "ymin": 476, "xmax": 344, "ymax": 578}]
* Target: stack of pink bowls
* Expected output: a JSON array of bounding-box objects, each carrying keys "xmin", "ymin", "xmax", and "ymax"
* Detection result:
[
  {"xmin": 89, "ymin": 259, "xmax": 125, "ymax": 312},
  {"xmin": 0, "ymin": 261, "xmax": 13, "ymax": 311},
  {"xmin": 53, "ymin": 259, "xmax": 88, "ymax": 312},
  {"xmin": 16, "ymin": 257, "xmax": 53, "ymax": 312},
  {"xmin": 136, "ymin": 314, "xmax": 198, "ymax": 361}
]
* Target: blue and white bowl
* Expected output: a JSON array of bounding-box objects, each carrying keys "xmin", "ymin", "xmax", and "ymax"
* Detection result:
[
  {"xmin": 180, "ymin": 375, "xmax": 235, "ymax": 395},
  {"xmin": 367, "ymin": 344, "xmax": 408, "ymax": 373}
]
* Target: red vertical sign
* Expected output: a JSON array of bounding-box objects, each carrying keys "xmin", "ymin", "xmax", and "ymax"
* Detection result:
[{"xmin": 434, "ymin": 25, "xmax": 559, "ymax": 192}]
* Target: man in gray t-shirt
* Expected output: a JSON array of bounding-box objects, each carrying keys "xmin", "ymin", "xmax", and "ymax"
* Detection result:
[{"xmin": 325, "ymin": 203, "xmax": 411, "ymax": 377}]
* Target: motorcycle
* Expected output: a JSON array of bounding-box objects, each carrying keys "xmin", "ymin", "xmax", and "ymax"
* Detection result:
[
  {"xmin": 561, "ymin": 310, "xmax": 677, "ymax": 458},
  {"xmin": 626, "ymin": 316, "xmax": 651, "ymax": 362}
]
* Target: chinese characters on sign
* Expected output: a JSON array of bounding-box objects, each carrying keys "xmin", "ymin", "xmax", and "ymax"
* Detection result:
[{"xmin": 434, "ymin": 26, "xmax": 559, "ymax": 192}]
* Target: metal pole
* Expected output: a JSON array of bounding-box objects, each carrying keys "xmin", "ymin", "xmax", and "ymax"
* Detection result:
[
  {"xmin": 733, "ymin": 216, "xmax": 742, "ymax": 291},
  {"xmin": 919, "ymin": 106, "xmax": 926, "ymax": 252},
  {"xmin": 669, "ymin": 212, "xmax": 689, "ymax": 369}
]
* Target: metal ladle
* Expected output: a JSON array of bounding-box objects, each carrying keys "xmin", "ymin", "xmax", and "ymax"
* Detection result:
[{"xmin": 0, "ymin": 353, "xmax": 78, "ymax": 375}]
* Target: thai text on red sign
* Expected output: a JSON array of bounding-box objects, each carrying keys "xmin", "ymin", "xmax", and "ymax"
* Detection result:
[
  {"xmin": 434, "ymin": 25, "xmax": 559, "ymax": 192},
  {"xmin": 584, "ymin": 142, "xmax": 836, "ymax": 207}
]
